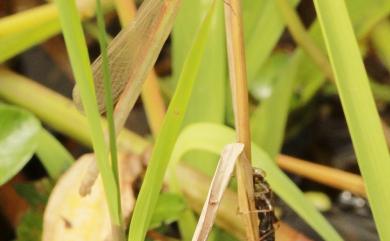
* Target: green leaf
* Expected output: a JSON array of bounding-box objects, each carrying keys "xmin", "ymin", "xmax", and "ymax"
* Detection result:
[
  {"xmin": 293, "ymin": 0, "xmax": 390, "ymax": 109},
  {"xmin": 249, "ymin": 0, "xmax": 390, "ymax": 163},
  {"xmin": 149, "ymin": 193, "xmax": 186, "ymax": 229},
  {"xmin": 14, "ymin": 178, "xmax": 52, "ymax": 208},
  {"xmin": 371, "ymin": 20, "xmax": 390, "ymax": 71},
  {"xmin": 245, "ymin": 0, "xmax": 300, "ymax": 81},
  {"xmin": 35, "ymin": 129, "xmax": 74, "ymax": 179},
  {"xmin": 0, "ymin": 104, "xmax": 41, "ymax": 185},
  {"xmin": 248, "ymin": 52, "xmax": 289, "ymax": 101},
  {"xmin": 14, "ymin": 210, "xmax": 43, "ymax": 241},
  {"xmin": 250, "ymin": 53, "xmax": 297, "ymax": 159},
  {"xmin": 128, "ymin": 2, "xmax": 218, "ymax": 240},
  {"xmin": 170, "ymin": 123, "xmax": 343, "ymax": 241},
  {"xmin": 172, "ymin": 0, "xmax": 226, "ymax": 176},
  {"xmin": 54, "ymin": 0, "xmax": 121, "ymax": 225},
  {"xmin": 0, "ymin": 20, "xmax": 60, "ymax": 63},
  {"xmin": 313, "ymin": 0, "xmax": 390, "ymax": 239}
]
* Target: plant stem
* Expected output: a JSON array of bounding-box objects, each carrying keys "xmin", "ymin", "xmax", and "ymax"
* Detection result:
[
  {"xmin": 278, "ymin": 155, "xmax": 365, "ymax": 196},
  {"xmin": 0, "ymin": 68, "xmax": 368, "ymax": 198},
  {"xmin": 223, "ymin": 1, "xmax": 258, "ymax": 240},
  {"xmin": 176, "ymin": 163, "xmax": 312, "ymax": 241},
  {"xmin": 0, "ymin": 68, "xmax": 149, "ymax": 153}
]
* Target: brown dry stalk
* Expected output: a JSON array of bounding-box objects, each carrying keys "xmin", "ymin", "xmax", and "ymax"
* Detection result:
[
  {"xmin": 278, "ymin": 155, "xmax": 366, "ymax": 196},
  {"xmin": 176, "ymin": 163, "xmax": 313, "ymax": 241},
  {"xmin": 223, "ymin": 0, "xmax": 259, "ymax": 240},
  {"xmin": 192, "ymin": 143, "xmax": 244, "ymax": 241}
]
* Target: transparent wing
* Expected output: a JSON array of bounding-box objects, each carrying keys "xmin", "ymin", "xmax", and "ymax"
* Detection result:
[{"xmin": 73, "ymin": 0, "xmax": 179, "ymax": 113}]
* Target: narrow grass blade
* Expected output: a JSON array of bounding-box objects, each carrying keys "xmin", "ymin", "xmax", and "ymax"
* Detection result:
[
  {"xmin": 250, "ymin": 0, "xmax": 390, "ymax": 160},
  {"xmin": 36, "ymin": 129, "xmax": 74, "ymax": 179},
  {"xmin": 293, "ymin": 0, "xmax": 390, "ymax": 108},
  {"xmin": 95, "ymin": 0, "xmax": 123, "ymax": 230},
  {"xmin": 170, "ymin": 123, "xmax": 343, "ymax": 241},
  {"xmin": 371, "ymin": 20, "xmax": 390, "ymax": 71},
  {"xmin": 127, "ymin": 2, "xmax": 217, "ymax": 240},
  {"xmin": 54, "ymin": 0, "xmax": 122, "ymax": 231},
  {"xmin": 245, "ymin": 0, "xmax": 299, "ymax": 81},
  {"xmin": 313, "ymin": 1, "xmax": 390, "ymax": 239}
]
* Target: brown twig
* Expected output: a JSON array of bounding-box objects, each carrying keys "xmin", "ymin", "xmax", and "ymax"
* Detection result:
[
  {"xmin": 223, "ymin": 0, "xmax": 259, "ymax": 240},
  {"xmin": 192, "ymin": 143, "xmax": 244, "ymax": 241},
  {"xmin": 176, "ymin": 163, "xmax": 312, "ymax": 241},
  {"xmin": 277, "ymin": 155, "xmax": 366, "ymax": 196}
]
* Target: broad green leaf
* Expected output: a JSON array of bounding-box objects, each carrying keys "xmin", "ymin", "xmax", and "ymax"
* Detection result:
[
  {"xmin": 149, "ymin": 193, "xmax": 186, "ymax": 229},
  {"xmin": 35, "ymin": 129, "xmax": 74, "ymax": 179},
  {"xmin": 171, "ymin": 123, "xmax": 343, "ymax": 241},
  {"xmin": 128, "ymin": 2, "xmax": 218, "ymax": 240},
  {"xmin": 250, "ymin": 53, "xmax": 297, "ymax": 159},
  {"xmin": 15, "ymin": 210, "xmax": 43, "ymax": 241},
  {"xmin": 248, "ymin": 52, "xmax": 289, "ymax": 102},
  {"xmin": 173, "ymin": 0, "xmax": 226, "ymax": 175},
  {"xmin": 313, "ymin": 0, "xmax": 390, "ymax": 239},
  {"xmin": 0, "ymin": 104, "xmax": 41, "ymax": 185}
]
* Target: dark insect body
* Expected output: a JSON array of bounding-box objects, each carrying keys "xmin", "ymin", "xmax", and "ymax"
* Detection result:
[{"xmin": 252, "ymin": 168, "xmax": 278, "ymax": 241}]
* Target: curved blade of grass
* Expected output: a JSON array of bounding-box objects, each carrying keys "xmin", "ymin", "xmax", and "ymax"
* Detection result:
[
  {"xmin": 36, "ymin": 129, "xmax": 74, "ymax": 179},
  {"xmin": 127, "ymin": 2, "xmax": 217, "ymax": 240},
  {"xmin": 54, "ymin": 0, "xmax": 122, "ymax": 231},
  {"xmin": 313, "ymin": 1, "xmax": 390, "ymax": 239},
  {"xmin": 170, "ymin": 122, "xmax": 343, "ymax": 241}
]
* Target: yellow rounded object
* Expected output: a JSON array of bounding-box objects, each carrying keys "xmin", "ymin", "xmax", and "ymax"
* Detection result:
[{"xmin": 42, "ymin": 153, "xmax": 141, "ymax": 241}]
